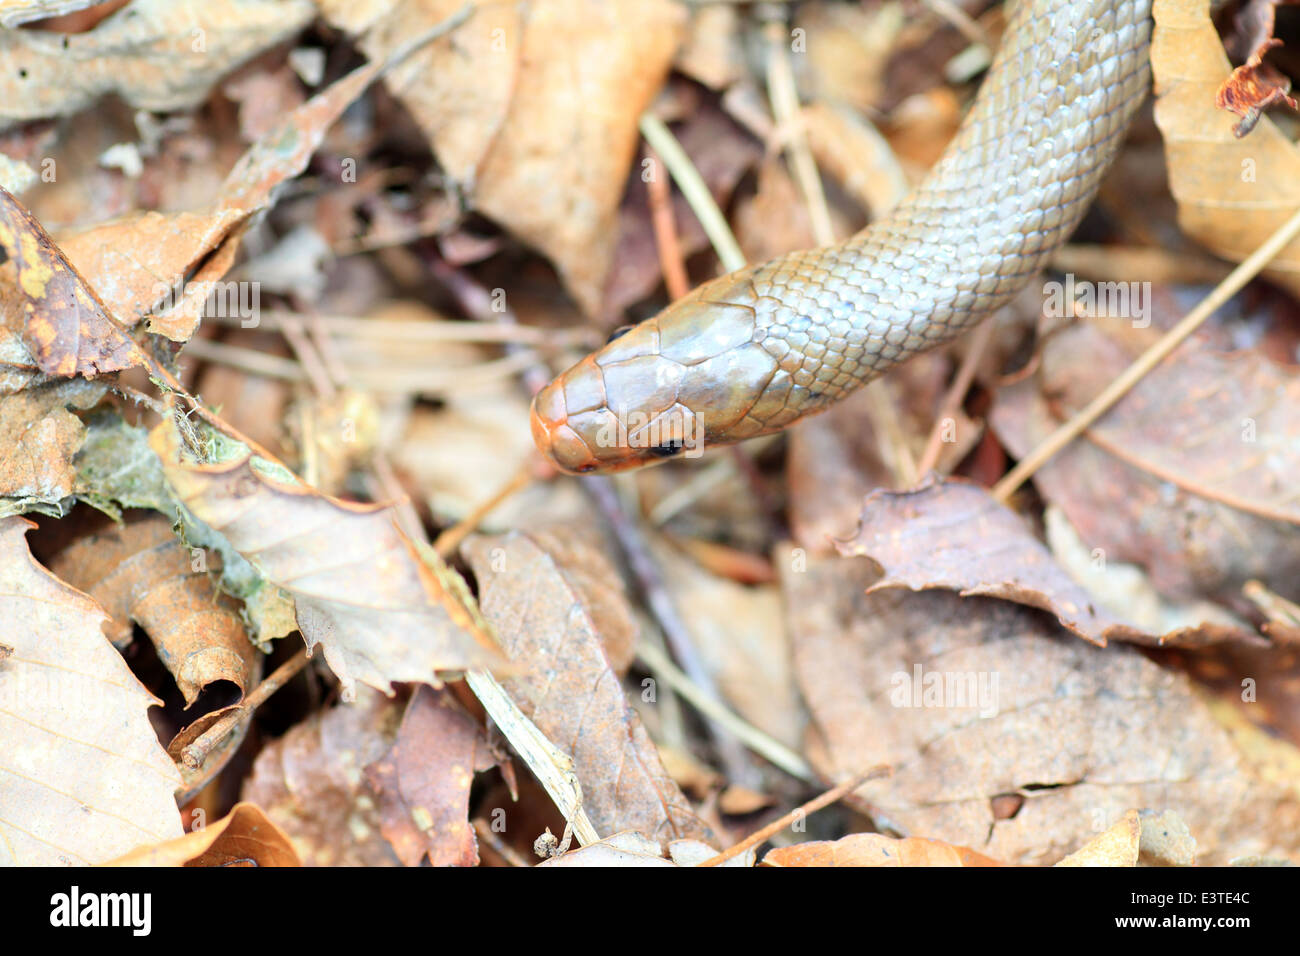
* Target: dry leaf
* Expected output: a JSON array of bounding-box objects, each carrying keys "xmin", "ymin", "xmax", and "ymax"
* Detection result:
[
  {"xmin": 0, "ymin": 516, "xmax": 182, "ymax": 864},
  {"xmin": 109, "ymin": 802, "xmax": 299, "ymax": 867},
  {"xmin": 48, "ymin": 516, "xmax": 257, "ymax": 705},
  {"xmin": 0, "ymin": 0, "xmax": 315, "ymax": 129},
  {"xmin": 364, "ymin": 685, "xmax": 497, "ymax": 867},
  {"xmin": 346, "ymin": 0, "xmax": 686, "ymax": 314},
  {"xmin": 0, "ymin": 186, "xmax": 143, "ymax": 376},
  {"xmin": 784, "ymin": 548, "xmax": 1300, "ymax": 864},
  {"xmin": 1215, "ymin": 38, "xmax": 1297, "ymax": 137},
  {"xmin": 764, "ymin": 833, "xmax": 1003, "ymax": 867},
  {"xmin": 837, "ymin": 479, "xmax": 1224, "ymax": 647},
  {"xmin": 1152, "ymin": 0, "xmax": 1300, "ymax": 295},
  {"xmin": 464, "ymin": 529, "xmax": 713, "ymax": 845},
  {"xmin": 991, "ymin": 336, "xmax": 1300, "ymax": 607},
  {"xmin": 652, "ymin": 538, "xmax": 805, "ymax": 750},
  {"xmin": 151, "ymin": 417, "xmax": 503, "ymax": 697},
  {"xmin": 242, "ymin": 688, "xmax": 402, "ymax": 866},
  {"xmin": 1056, "ymin": 810, "xmax": 1142, "ymax": 866},
  {"xmin": 0, "ymin": 378, "xmax": 104, "ymax": 514}
]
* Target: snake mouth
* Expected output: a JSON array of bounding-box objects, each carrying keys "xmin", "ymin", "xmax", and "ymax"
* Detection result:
[
  {"xmin": 530, "ymin": 382, "xmax": 599, "ymax": 474},
  {"xmin": 530, "ymin": 381, "xmax": 698, "ymax": 475}
]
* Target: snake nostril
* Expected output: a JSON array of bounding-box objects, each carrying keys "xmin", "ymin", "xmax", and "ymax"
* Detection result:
[
  {"xmin": 605, "ymin": 324, "xmax": 635, "ymax": 344},
  {"xmin": 649, "ymin": 439, "xmax": 684, "ymax": 458}
]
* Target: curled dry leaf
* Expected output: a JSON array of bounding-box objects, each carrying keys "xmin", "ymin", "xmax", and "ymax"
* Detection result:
[
  {"xmin": 0, "ymin": 186, "xmax": 143, "ymax": 377},
  {"xmin": 242, "ymin": 688, "xmax": 402, "ymax": 867},
  {"xmin": 150, "ymin": 417, "xmax": 503, "ymax": 698},
  {"xmin": 0, "ymin": 0, "xmax": 316, "ymax": 130},
  {"xmin": 108, "ymin": 802, "xmax": 299, "ymax": 867},
  {"xmin": 364, "ymin": 685, "xmax": 497, "ymax": 868},
  {"xmin": 763, "ymin": 833, "xmax": 1003, "ymax": 867},
  {"xmin": 1215, "ymin": 38, "xmax": 1297, "ymax": 137},
  {"xmin": 0, "ymin": 516, "xmax": 182, "ymax": 864},
  {"xmin": 1152, "ymin": 0, "xmax": 1300, "ymax": 295},
  {"xmin": 784, "ymin": 549, "xmax": 1300, "ymax": 864},
  {"xmin": 463, "ymin": 529, "xmax": 713, "ymax": 846},
  {"xmin": 47, "ymin": 515, "xmax": 257, "ymax": 705},
  {"xmin": 838, "ymin": 479, "xmax": 1227, "ymax": 647}
]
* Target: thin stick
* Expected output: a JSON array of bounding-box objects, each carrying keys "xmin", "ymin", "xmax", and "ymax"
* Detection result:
[
  {"xmin": 433, "ymin": 458, "xmax": 536, "ymax": 557},
  {"xmin": 697, "ymin": 764, "xmax": 891, "ymax": 867},
  {"xmin": 764, "ymin": 18, "xmax": 835, "ymax": 246},
  {"xmin": 644, "ymin": 143, "xmax": 691, "ymax": 301},
  {"xmin": 992, "ymin": 204, "xmax": 1300, "ymax": 502},
  {"xmin": 639, "ymin": 113, "xmax": 746, "ymax": 272},
  {"xmin": 915, "ymin": 316, "xmax": 995, "ymax": 478},
  {"xmin": 635, "ymin": 639, "xmax": 812, "ymax": 782},
  {"xmin": 181, "ymin": 650, "xmax": 311, "ymax": 768},
  {"xmin": 473, "ymin": 818, "xmax": 530, "ymax": 867},
  {"xmin": 920, "ymin": 0, "xmax": 991, "ymax": 50}
]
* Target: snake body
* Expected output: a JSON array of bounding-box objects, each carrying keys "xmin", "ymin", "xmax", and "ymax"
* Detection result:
[{"xmin": 531, "ymin": 0, "xmax": 1154, "ymax": 474}]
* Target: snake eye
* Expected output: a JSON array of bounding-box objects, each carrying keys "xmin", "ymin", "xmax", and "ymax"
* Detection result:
[
  {"xmin": 649, "ymin": 440, "xmax": 684, "ymax": 458},
  {"xmin": 605, "ymin": 324, "xmax": 635, "ymax": 344}
]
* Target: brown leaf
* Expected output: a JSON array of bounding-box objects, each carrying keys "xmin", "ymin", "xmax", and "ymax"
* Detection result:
[
  {"xmin": 0, "ymin": 378, "xmax": 104, "ymax": 510},
  {"xmin": 0, "ymin": 516, "xmax": 182, "ymax": 864},
  {"xmin": 346, "ymin": 0, "xmax": 686, "ymax": 315},
  {"xmin": 763, "ymin": 833, "xmax": 1003, "ymax": 867},
  {"xmin": 242, "ymin": 689, "xmax": 402, "ymax": 867},
  {"xmin": 463, "ymin": 529, "xmax": 712, "ymax": 845},
  {"xmin": 150, "ymin": 418, "xmax": 503, "ymax": 697},
  {"xmin": 652, "ymin": 537, "xmax": 805, "ymax": 749},
  {"xmin": 1055, "ymin": 810, "xmax": 1142, "ymax": 867},
  {"xmin": 0, "ymin": 0, "xmax": 315, "ymax": 129},
  {"xmin": 1215, "ymin": 39, "xmax": 1297, "ymax": 137},
  {"xmin": 783, "ymin": 547, "xmax": 1300, "ymax": 864},
  {"xmin": 109, "ymin": 802, "xmax": 300, "ymax": 867},
  {"xmin": 1152, "ymin": 0, "xmax": 1300, "ymax": 297},
  {"xmin": 837, "ymin": 479, "xmax": 1220, "ymax": 647},
  {"xmin": 48, "ymin": 516, "xmax": 257, "ymax": 706},
  {"xmin": 991, "ymin": 335, "xmax": 1300, "ymax": 607},
  {"xmin": 364, "ymin": 685, "xmax": 497, "ymax": 867},
  {"xmin": 0, "ymin": 186, "xmax": 143, "ymax": 377}
]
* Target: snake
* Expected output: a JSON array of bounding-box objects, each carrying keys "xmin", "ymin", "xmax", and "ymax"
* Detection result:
[{"xmin": 530, "ymin": 0, "xmax": 1153, "ymax": 474}]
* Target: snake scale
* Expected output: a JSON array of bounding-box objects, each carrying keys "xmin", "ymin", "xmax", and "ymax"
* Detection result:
[{"xmin": 531, "ymin": 0, "xmax": 1154, "ymax": 474}]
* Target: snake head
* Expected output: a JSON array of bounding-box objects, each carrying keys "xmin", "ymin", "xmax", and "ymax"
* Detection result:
[{"xmin": 530, "ymin": 273, "xmax": 787, "ymax": 474}]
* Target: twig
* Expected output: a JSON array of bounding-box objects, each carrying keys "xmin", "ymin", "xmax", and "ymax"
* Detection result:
[
  {"xmin": 992, "ymin": 204, "xmax": 1300, "ymax": 502},
  {"xmin": 585, "ymin": 475, "xmax": 760, "ymax": 786},
  {"xmin": 639, "ymin": 113, "xmax": 746, "ymax": 272},
  {"xmin": 920, "ymin": 0, "xmax": 992, "ymax": 50},
  {"xmin": 433, "ymin": 457, "xmax": 537, "ymax": 557},
  {"xmin": 473, "ymin": 817, "xmax": 531, "ymax": 867},
  {"xmin": 644, "ymin": 142, "xmax": 691, "ymax": 301},
  {"xmin": 914, "ymin": 316, "xmax": 995, "ymax": 478},
  {"xmin": 697, "ymin": 764, "xmax": 891, "ymax": 867},
  {"xmin": 763, "ymin": 18, "xmax": 835, "ymax": 246},
  {"xmin": 181, "ymin": 650, "xmax": 311, "ymax": 769},
  {"xmin": 635, "ymin": 639, "xmax": 812, "ymax": 781}
]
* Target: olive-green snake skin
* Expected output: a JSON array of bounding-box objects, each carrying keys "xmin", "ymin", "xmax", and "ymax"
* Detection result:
[{"xmin": 531, "ymin": 0, "xmax": 1153, "ymax": 473}]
